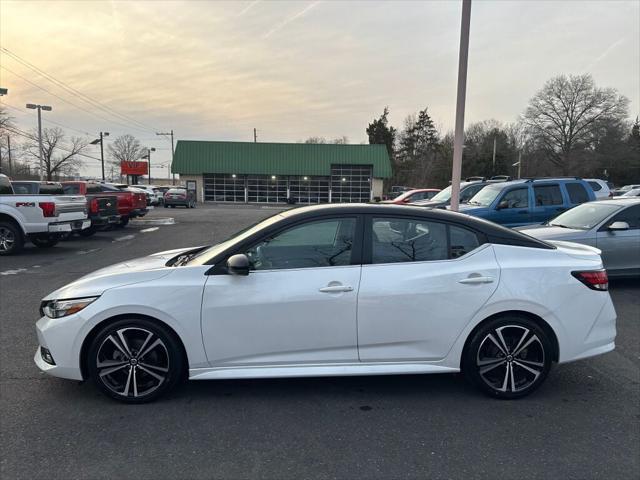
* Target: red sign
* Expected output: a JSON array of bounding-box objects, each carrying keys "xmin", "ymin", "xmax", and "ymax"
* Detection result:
[{"xmin": 121, "ymin": 161, "xmax": 148, "ymax": 176}]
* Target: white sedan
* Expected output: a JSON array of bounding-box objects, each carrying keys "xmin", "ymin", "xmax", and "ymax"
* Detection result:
[{"xmin": 35, "ymin": 204, "xmax": 616, "ymax": 403}]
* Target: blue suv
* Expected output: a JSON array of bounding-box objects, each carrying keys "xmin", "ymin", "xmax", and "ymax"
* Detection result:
[{"xmin": 457, "ymin": 178, "xmax": 596, "ymax": 227}]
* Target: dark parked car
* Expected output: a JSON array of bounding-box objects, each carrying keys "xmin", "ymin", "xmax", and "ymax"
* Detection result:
[
  {"xmin": 61, "ymin": 182, "xmax": 120, "ymax": 235},
  {"xmin": 164, "ymin": 188, "xmax": 196, "ymax": 208}
]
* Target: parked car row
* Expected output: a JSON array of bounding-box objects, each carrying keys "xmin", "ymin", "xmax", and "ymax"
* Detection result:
[{"xmin": 0, "ymin": 175, "xmax": 150, "ymax": 255}]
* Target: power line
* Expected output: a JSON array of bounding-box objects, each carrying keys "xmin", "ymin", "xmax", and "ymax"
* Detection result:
[
  {"xmin": 1, "ymin": 47, "xmax": 165, "ymax": 135},
  {"xmin": 1, "ymin": 65, "xmax": 158, "ymax": 136},
  {"xmin": 4, "ymin": 125, "xmax": 104, "ymax": 163}
]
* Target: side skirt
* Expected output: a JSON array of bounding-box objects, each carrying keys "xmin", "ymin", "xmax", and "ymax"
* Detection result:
[{"xmin": 188, "ymin": 362, "xmax": 459, "ymax": 381}]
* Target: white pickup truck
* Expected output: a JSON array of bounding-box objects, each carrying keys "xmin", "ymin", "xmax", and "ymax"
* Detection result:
[{"xmin": 0, "ymin": 174, "xmax": 90, "ymax": 255}]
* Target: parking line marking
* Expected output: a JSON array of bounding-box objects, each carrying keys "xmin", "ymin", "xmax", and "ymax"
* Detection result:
[
  {"xmin": 140, "ymin": 227, "xmax": 159, "ymax": 233},
  {"xmin": 113, "ymin": 234, "xmax": 135, "ymax": 242},
  {"xmin": 0, "ymin": 268, "xmax": 27, "ymax": 276}
]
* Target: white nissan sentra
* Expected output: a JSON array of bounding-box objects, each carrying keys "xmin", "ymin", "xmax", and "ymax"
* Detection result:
[{"xmin": 35, "ymin": 204, "xmax": 616, "ymax": 403}]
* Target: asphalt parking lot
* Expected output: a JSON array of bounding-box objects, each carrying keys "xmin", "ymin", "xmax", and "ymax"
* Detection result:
[{"xmin": 1, "ymin": 204, "xmax": 638, "ymax": 480}]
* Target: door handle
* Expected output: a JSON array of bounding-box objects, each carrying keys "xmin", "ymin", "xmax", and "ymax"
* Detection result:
[
  {"xmin": 319, "ymin": 285, "xmax": 354, "ymax": 293},
  {"xmin": 458, "ymin": 276, "xmax": 494, "ymax": 285}
]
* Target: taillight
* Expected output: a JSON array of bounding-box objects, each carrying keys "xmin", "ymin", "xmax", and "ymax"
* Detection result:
[
  {"xmin": 90, "ymin": 198, "xmax": 99, "ymax": 213},
  {"xmin": 572, "ymin": 270, "xmax": 608, "ymax": 291},
  {"xmin": 39, "ymin": 202, "xmax": 56, "ymax": 217}
]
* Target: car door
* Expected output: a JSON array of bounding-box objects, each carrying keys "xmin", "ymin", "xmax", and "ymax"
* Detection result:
[
  {"xmin": 596, "ymin": 205, "xmax": 640, "ymax": 273},
  {"xmin": 531, "ymin": 183, "xmax": 565, "ymax": 223},
  {"xmin": 357, "ymin": 216, "xmax": 499, "ymax": 362},
  {"xmin": 201, "ymin": 216, "xmax": 362, "ymax": 367},
  {"xmin": 490, "ymin": 187, "xmax": 532, "ymax": 226}
]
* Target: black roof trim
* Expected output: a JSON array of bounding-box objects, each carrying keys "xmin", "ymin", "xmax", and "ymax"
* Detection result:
[{"xmin": 281, "ymin": 204, "xmax": 554, "ymax": 250}]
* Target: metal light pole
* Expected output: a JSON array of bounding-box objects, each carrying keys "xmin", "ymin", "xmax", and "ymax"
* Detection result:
[
  {"xmin": 26, "ymin": 103, "xmax": 53, "ymax": 180},
  {"xmin": 156, "ymin": 130, "xmax": 174, "ymax": 184},
  {"xmin": 449, "ymin": 0, "xmax": 472, "ymax": 212},
  {"xmin": 90, "ymin": 132, "xmax": 110, "ymax": 181},
  {"xmin": 142, "ymin": 147, "xmax": 156, "ymax": 185}
]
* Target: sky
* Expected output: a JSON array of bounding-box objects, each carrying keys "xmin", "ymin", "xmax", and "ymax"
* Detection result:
[{"xmin": 1, "ymin": 0, "xmax": 639, "ymax": 178}]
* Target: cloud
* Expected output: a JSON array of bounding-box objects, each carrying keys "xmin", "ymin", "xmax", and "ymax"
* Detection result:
[{"xmin": 263, "ymin": 1, "xmax": 322, "ymax": 39}]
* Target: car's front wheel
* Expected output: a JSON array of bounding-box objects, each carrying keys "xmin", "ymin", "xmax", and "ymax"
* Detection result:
[
  {"xmin": 87, "ymin": 319, "xmax": 184, "ymax": 403},
  {"xmin": 463, "ymin": 315, "xmax": 553, "ymax": 399}
]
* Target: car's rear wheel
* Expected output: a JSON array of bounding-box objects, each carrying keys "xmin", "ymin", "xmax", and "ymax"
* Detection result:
[
  {"xmin": 0, "ymin": 222, "xmax": 24, "ymax": 255},
  {"xmin": 118, "ymin": 216, "xmax": 130, "ymax": 227},
  {"xmin": 87, "ymin": 318, "xmax": 184, "ymax": 403},
  {"xmin": 31, "ymin": 234, "xmax": 59, "ymax": 248},
  {"xmin": 79, "ymin": 226, "xmax": 96, "ymax": 237},
  {"xmin": 463, "ymin": 315, "xmax": 553, "ymax": 399}
]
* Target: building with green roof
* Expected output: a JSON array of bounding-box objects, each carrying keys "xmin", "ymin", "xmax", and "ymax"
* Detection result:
[{"xmin": 171, "ymin": 140, "xmax": 392, "ymax": 204}]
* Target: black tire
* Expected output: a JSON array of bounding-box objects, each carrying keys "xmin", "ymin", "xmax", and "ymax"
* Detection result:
[
  {"xmin": 0, "ymin": 221, "xmax": 24, "ymax": 256},
  {"xmin": 170, "ymin": 205, "xmax": 175, "ymax": 208},
  {"xmin": 462, "ymin": 315, "xmax": 553, "ymax": 399},
  {"xmin": 31, "ymin": 234, "xmax": 59, "ymax": 248},
  {"xmin": 164, "ymin": 204, "xmax": 168, "ymax": 208},
  {"xmin": 119, "ymin": 216, "xmax": 130, "ymax": 228},
  {"xmin": 86, "ymin": 318, "xmax": 185, "ymax": 403},
  {"xmin": 79, "ymin": 226, "xmax": 96, "ymax": 237}
]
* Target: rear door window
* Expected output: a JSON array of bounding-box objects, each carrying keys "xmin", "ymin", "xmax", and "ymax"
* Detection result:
[
  {"xmin": 587, "ymin": 181, "xmax": 602, "ymax": 192},
  {"xmin": 87, "ymin": 184, "xmax": 101, "ymax": 194},
  {"xmin": 565, "ymin": 183, "xmax": 589, "ymax": 204},
  {"xmin": 534, "ymin": 184, "xmax": 563, "ymax": 206},
  {"xmin": 500, "ymin": 188, "xmax": 529, "ymax": 208}
]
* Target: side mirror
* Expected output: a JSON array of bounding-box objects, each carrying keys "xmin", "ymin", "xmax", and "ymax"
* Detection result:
[
  {"xmin": 497, "ymin": 200, "xmax": 509, "ymax": 210},
  {"xmin": 608, "ymin": 221, "xmax": 629, "ymax": 231},
  {"xmin": 227, "ymin": 254, "xmax": 250, "ymax": 276}
]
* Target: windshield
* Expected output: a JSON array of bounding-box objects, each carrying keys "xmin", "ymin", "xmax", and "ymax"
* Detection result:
[
  {"xmin": 430, "ymin": 186, "xmax": 452, "ymax": 202},
  {"xmin": 183, "ymin": 213, "xmax": 285, "ymax": 266},
  {"xmin": 468, "ymin": 185, "xmax": 502, "ymax": 206},
  {"xmin": 549, "ymin": 203, "xmax": 622, "ymax": 230}
]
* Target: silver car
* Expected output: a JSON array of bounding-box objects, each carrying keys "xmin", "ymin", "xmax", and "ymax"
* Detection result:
[{"xmin": 517, "ymin": 199, "xmax": 640, "ymax": 278}]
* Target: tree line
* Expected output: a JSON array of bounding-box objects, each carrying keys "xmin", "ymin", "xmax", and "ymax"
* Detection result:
[{"xmin": 366, "ymin": 74, "xmax": 640, "ymax": 188}]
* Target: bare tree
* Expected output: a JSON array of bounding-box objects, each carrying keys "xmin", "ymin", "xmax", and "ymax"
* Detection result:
[
  {"xmin": 107, "ymin": 134, "xmax": 143, "ymax": 181},
  {"xmin": 523, "ymin": 74, "xmax": 629, "ymax": 174},
  {"xmin": 24, "ymin": 127, "xmax": 88, "ymax": 180}
]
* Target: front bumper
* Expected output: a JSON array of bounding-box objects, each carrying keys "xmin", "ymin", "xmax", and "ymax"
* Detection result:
[
  {"xmin": 34, "ymin": 315, "xmax": 84, "ymax": 380},
  {"xmin": 48, "ymin": 219, "xmax": 91, "ymax": 233}
]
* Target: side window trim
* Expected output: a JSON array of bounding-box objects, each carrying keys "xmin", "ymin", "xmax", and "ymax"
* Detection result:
[
  {"xmin": 362, "ymin": 215, "xmax": 485, "ymax": 265},
  {"xmin": 210, "ymin": 214, "xmax": 364, "ymax": 274}
]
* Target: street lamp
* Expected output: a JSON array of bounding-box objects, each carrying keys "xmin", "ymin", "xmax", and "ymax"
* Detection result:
[
  {"xmin": 141, "ymin": 147, "xmax": 156, "ymax": 185},
  {"xmin": 90, "ymin": 132, "xmax": 109, "ymax": 181},
  {"xmin": 26, "ymin": 103, "xmax": 53, "ymax": 180}
]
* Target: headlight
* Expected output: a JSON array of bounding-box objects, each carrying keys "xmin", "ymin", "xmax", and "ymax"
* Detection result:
[{"xmin": 41, "ymin": 297, "xmax": 98, "ymax": 319}]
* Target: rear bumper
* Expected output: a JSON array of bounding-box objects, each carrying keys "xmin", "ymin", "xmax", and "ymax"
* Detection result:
[
  {"xmin": 130, "ymin": 208, "xmax": 148, "ymax": 218},
  {"xmin": 90, "ymin": 214, "xmax": 121, "ymax": 227},
  {"xmin": 48, "ymin": 219, "xmax": 91, "ymax": 232},
  {"xmin": 165, "ymin": 199, "xmax": 189, "ymax": 205}
]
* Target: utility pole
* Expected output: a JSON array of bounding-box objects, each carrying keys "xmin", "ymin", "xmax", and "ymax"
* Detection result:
[
  {"xmin": 254, "ymin": 128, "xmax": 257, "ymax": 143},
  {"xmin": 7, "ymin": 135, "xmax": 12, "ymax": 176},
  {"xmin": 26, "ymin": 103, "xmax": 52, "ymax": 180},
  {"xmin": 141, "ymin": 147, "xmax": 156, "ymax": 185},
  {"xmin": 492, "ymin": 135, "xmax": 497, "ymax": 174},
  {"xmin": 449, "ymin": 0, "xmax": 471, "ymax": 212},
  {"xmin": 156, "ymin": 130, "xmax": 175, "ymax": 184}
]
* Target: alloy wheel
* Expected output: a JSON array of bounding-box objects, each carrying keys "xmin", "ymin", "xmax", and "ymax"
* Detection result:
[
  {"xmin": 0, "ymin": 226, "xmax": 15, "ymax": 252},
  {"xmin": 476, "ymin": 325, "xmax": 545, "ymax": 393},
  {"xmin": 95, "ymin": 327, "xmax": 170, "ymax": 399}
]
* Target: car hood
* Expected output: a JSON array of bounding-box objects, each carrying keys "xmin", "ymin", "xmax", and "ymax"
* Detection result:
[
  {"xmin": 43, "ymin": 246, "xmax": 201, "ymax": 301},
  {"xmin": 515, "ymin": 224, "xmax": 587, "ymax": 240}
]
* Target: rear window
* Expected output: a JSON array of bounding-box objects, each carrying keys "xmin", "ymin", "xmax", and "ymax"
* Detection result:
[
  {"xmin": 39, "ymin": 183, "xmax": 64, "ymax": 195},
  {"xmin": 565, "ymin": 183, "xmax": 589, "ymax": 204},
  {"xmin": 63, "ymin": 185, "xmax": 80, "ymax": 195},
  {"xmin": 168, "ymin": 189, "xmax": 186, "ymax": 194},
  {"xmin": 86, "ymin": 184, "xmax": 101, "ymax": 194},
  {"xmin": 534, "ymin": 184, "xmax": 563, "ymax": 206},
  {"xmin": 12, "ymin": 182, "xmax": 37, "ymax": 194},
  {"xmin": 587, "ymin": 181, "xmax": 602, "ymax": 192}
]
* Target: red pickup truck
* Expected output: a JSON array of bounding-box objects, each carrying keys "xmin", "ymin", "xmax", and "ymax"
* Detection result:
[{"xmin": 61, "ymin": 182, "xmax": 147, "ymax": 227}]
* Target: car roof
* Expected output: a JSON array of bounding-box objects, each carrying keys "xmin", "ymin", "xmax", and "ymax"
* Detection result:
[
  {"xmin": 277, "ymin": 203, "xmax": 552, "ymax": 249},
  {"xmin": 593, "ymin": 198, "xmax": 640, "ymax": 206}
]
